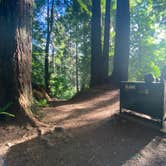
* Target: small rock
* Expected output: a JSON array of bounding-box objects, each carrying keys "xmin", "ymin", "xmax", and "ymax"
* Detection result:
[{"xmin": 6, "ymin": 142, "xmax": 12, "ymax": 147}]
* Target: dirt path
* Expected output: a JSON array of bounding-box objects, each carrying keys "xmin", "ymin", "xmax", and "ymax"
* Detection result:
[
  {"xmin": 1, "ymin": 88, "xmax": 166, "ymax": 166},
  {"xmin": 42, "ymin": 88, "xmax": 119, "ymax": 132}
]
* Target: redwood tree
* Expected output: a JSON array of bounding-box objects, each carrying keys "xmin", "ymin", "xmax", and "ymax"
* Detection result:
[
  {"xmin": 45, "ymin": 0, "xmax": 55, "ymax": 93},
  {"xmin": 90, "ymin": 0, "xmax": 112, "ymax": 87},
  {"xmin": 0, "ymin": 0, "xmax": 34, "ymax": 122},
  {"xmin": 103, "ymin": 0, "xmax": 111, "ymax": 81},
  {"xmin": 111, "ymin": 0, "xmax": 130, "ymax": 86},
  {"xmin": 90, "ymin": 0, "xmax": 103, "ymax": 87}
]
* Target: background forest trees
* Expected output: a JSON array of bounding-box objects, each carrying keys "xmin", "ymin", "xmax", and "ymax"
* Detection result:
[
  {"xmin": 0, "ymin": 0, "xmax": 165, "ymax": 121},
  {"xmin": 32, "ymin": 0, "xmax": 166, "ymax": 99}
]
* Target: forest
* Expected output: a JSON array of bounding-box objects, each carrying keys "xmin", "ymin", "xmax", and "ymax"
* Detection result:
[
  {"xmin": 0, "ymin": 0, "xmax": 166, "ymax": 165},
  {"xmin": 31, "ymin": 0, "xmax": 166, "ymax": 99},
  {"xmin": 0, "ymin": 0, "xmax": 165, "ymax": 118}
]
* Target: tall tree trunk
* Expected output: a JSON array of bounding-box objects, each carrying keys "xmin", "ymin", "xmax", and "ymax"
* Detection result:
[
  {"xmin": 103, "ymin": 0, "xmax": 111, "ymax": 81},
  {"xmin": 90, "ymin": 0, "xmax": 103, "ymax": 87},
  {"xmin": 0, "ymin": 0, "xmax": 34, "ymax": 123},
  {"xmin": 45, "ymin": 0, "xmax": 55, "ymax": 93},
  {"xmin": 81, "ymin": 22, "xmax": 89, "ymax": 90},
  {"xmin": 111, "ymin": 0, "xmax": 130, "ymax": 86},
  {"xmin": 75, "ymin": 25, "xmax": 79, "ymax": 93},
  {"xmin": 51, "ymin": 48, "xmax": 55, "ymax": 74}
]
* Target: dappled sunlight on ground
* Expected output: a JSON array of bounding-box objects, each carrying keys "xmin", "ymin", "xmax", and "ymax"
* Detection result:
[
  {"xmin": 1, "ymin": 88, "xmax": 166, "ymax": 166},
  {"xmin": 43, "ymin": 89, "xmax": 119, "ymax": 130}
]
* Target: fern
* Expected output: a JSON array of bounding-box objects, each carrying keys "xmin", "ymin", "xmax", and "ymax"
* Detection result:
[{"xmin": 0, "ymin": 102, "xmax": 15, "ymax": 118}]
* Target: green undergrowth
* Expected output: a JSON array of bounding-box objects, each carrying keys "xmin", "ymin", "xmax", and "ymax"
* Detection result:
[
  {"xmin": 0, "ymin": 102, "xmax": 15, "ymax": 118},
  {"xmin": 31, "ymin": 98, "xmax": 48, "ymax": 119}
]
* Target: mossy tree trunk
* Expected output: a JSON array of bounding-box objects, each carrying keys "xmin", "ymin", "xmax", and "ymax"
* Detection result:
[{"xmin": 0, "ymin": 0, "xmax": 35, "ymax": 123}]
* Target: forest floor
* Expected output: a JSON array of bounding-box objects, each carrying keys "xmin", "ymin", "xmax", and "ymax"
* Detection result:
[{"xmin": 0, "ymin": 85, "xmax": 166, "ymax": 166}]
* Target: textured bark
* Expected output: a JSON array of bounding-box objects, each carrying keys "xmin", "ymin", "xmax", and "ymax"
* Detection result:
[
  {"xmin": 90, "ymin": 0, "xmax": 103, "ymax": 87},
  {"xmin": 111, "ymin": 0, "xmax": 130, "ymax": 86},
  {"xmin": 0, "ymin": 0, "xmax": 34, "ymax": 123},
  {"xmin": 103, "ymin": 0, "xmax": 111, "ymax": 81}
]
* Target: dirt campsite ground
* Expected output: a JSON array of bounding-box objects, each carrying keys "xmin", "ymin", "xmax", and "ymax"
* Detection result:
[{"xmin": 0, "ymin": 86, "xmax": 166, "ymax": 166}]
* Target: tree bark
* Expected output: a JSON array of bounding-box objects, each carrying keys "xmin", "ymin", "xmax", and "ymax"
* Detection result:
[
  {"xmin": 111, "ymin": 0, "xmax": 130, "ymax": 86},
  {"xmin": 90, "ymin": 0, "xmax": 103, "ymax": 87},
  {"xmin": 103, "ymin": 0, "xmax": 111, "ymax": 81},
  {"xmin": 75, "ymin": 25, "xmax": 79, "ymax": 93},
  {"xmin": 0, "ymin": 0, "xmax": 35, "ymax": 123},
  {"xmin": 45, "ymin": 0, "xmax": 55, "ymax": 93}
]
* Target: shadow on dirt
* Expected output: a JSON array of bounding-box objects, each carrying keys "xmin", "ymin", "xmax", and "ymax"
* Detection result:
[
  {"xmin": 5, "ymin": 114, "xmax": 164, "ymax": 166},
  {"xmin": 43, "ymin": 89, "xmax": 119, "ymax": 127},
  {"xmin": 3, "ymin": 88, "xmax": 166, "ymax": 166},
  {"xmin": 53, "ymin": 94, "xmax": 119, "ymax": 125}
]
